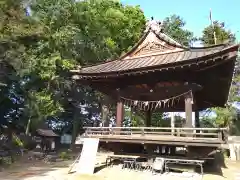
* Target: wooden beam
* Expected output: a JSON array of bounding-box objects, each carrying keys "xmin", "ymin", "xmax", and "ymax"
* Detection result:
[{"xmin": 195, "ymin": 111, "xmax": 200, "ymax": 128}]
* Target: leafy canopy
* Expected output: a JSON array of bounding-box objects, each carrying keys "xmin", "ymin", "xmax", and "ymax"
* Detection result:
[
  {"xmin": 162, "ymin": 15, "xmax": 196, "ymax": 46},
  {"xmin": 200, "ymin": 21, "xmax": 236, "ymax": 46},
  {"xmin": 0, "ymin": 0, "xmax": 146, "ymax": 134}
]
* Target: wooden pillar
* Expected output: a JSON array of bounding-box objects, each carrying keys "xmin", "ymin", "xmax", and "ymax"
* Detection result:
[
  {"xmin": 145, "ymin": 109, "xmax": 151, "ymax": 127},
  {"xmin": 116, "ymin": 101, "xmax": 124, "ymax": 127},
  {"xmin": 184, "ymin": 92, "xmax": 193, "ymax": 128},
  {"xmin": 195, "ymin": 111, "xmax": 200, "ymax": 128},
  {"xmin": 170, "ymin": 112, "xmax": 175, "ymax": 135}
]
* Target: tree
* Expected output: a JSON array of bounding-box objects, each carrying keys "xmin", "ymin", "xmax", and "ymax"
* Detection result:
[
  {"xmin": 0, "ymin": 0, "xmax": 147, "ymax": 141},
  {"xmin": 162, "ymin": 15, "xmax": 196, "ymax": 46},
  {"xmin": 124, "ymin": 108, "xmax": 145, "ymax": 127},
  {"xmin": 28, "ymin": 0, "xmax": 146, "ymax": 143},
  {"xmin": 24, "ymin": 90, "xmax": 63, "ymax": 135},
  {"xmin": 0, "ymin": 0, "xmax": 74, "ymax": 135},
  {"xmin": 200, "ymin": 21, "xmax": 235, "ymax": 46}
]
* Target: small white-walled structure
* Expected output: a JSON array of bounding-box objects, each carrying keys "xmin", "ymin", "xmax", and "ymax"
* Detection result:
[
  {"xmin": 75, "ymin": 134, "xmax": 85, "ymax": 144},
  {"xmin": 61, "ymin": 134, "xmax": 72, "ymax": 144}
]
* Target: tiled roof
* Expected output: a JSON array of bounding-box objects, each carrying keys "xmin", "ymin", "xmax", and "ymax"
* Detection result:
[
  {"xmin": 36, "ymin": 129, "xmax": 58, "ymax": 137},
  {"xmin": 71, "ymin": 19, "xmax": 239, "ymax": 78},
  {"xmin": 74, "ymin": 44, "xmax": 238, "ymax": 76}
]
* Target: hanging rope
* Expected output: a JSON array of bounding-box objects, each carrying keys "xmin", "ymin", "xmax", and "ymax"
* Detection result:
[{"xmin": 120, "ymin": 90, "xmax": 192, "ymax": 110}]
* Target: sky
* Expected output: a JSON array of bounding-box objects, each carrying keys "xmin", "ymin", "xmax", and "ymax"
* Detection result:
[{"xmin": 121, "ymin": 0, "xmax": 240, "ymax": 42}]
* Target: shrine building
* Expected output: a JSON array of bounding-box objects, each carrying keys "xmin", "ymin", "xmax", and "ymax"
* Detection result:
[{"xmin": 71, "ymin": 19, "xmax": 239, "ymax": 129}]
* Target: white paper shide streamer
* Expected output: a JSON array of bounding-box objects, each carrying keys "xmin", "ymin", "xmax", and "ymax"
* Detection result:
[{"xmin": 120, "ymin": 90, "xmax": 192, "ymax": 110}]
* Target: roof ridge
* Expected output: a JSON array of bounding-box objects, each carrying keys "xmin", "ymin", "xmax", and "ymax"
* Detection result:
[
  {"xmin": 122, "ymin": 49, "xmax": 186, "ymax": 60},
  {"xmin": 117, "ymin": 43, "xmax": 236, "ymax": 61}
]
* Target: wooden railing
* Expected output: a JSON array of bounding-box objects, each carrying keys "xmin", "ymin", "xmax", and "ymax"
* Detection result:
[{"xmin": 83, "ymin": 127, "xmax": 228, "ymax": 142}]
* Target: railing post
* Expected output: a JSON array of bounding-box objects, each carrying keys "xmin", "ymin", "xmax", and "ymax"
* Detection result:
[
  {"xmin": 171, "ymin": 112, "xmax": 175, "ymax": 135},
  {"xmin": 218, "ymin": 129, "xmax": 223, "ymax": 141},
  {"xmin": 223, "ymin": 128, "xmax": 229, "ymax": 142},
  {"xmin": 108, "ymin": 127, "xmax": 112, "ymax": 135},
  {"xmin": 177, "ymin": 129, "xmax": 180, "ymax": 137},
  {"xmin": 86, "ymin": 128, "xmax": 90, "ymax": 136},
  {"xmin": 141, "ymin": 128, "xmax": 145, "ymax": 136},
  {"xmin": 225, "ymin": 131, "xmax": 229, "ymax": 143},
  {"xmin": 193, "ymin": 128, "xmax": 196, "ymax": 137}
]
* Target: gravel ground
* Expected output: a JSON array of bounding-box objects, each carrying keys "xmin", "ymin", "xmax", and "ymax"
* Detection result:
[{"xmin": 0, "ymin": 153, "xmax": 240, "ymax": 180}]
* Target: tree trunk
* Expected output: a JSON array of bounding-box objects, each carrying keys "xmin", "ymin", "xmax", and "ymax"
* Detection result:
[
  {"xmin": 71, "ymin": 114, "xmax": 80, "ymax": 150},
  {"xmin": 25, "ymin": 116, "xmax": 31, "ymax": 135}
]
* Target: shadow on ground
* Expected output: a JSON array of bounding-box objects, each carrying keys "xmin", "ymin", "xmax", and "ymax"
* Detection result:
[
  {"xmin": 93, "ymin": 152, "xmax": 228, "ymax": 177},
  {"xmin": 94, "ymin": 164, "xmax": 108, "ymax": 173},
  {"xmin": 202, "ymin": 151, "xmax": 227, "ymax": 177},
  {"xmin": 0, "ymin": 156, "xmax": 72, "ymax": 180}
]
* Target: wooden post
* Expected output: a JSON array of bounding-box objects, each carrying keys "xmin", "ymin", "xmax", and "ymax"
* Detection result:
[
  {"xmin": 195, "ymin": 111, "xmax": 200, "ymax": 128},
  {"xmin": 195, "ymin": 110, "xmax": 200, "ymax": 136},
  {"xmin": 184, "ymin": 92, "xmax": 193, "ymax": 128},
  {"xmin": 171, "ymin": 112, "xmax": 175, "ymax": 135},
  {"xmin": 145, "ymin": 109, "xmax": 151, "ymax": 127},
  {"xmin": 116, "ymin": 101, "xmax": 124, "ymax": 127}
]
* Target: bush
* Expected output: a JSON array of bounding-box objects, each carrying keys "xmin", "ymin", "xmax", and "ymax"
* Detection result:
[
  {"xmin": 23, "ymin": 139, "xmax": 37, "ymax": 150},
  {"xmin": 12, "ymin": 135, "xmax": 24, "ymax": 148},
  {"xmin": 19, "ymin": 135, "xmax": 37, "ymax": 150},
  {"xmin": 59, "ymin": 151, "xmax": 71, "ymax": 160},
  {"xmin": 0, "ymin": 156, "xmax": 12, "ymax": 166}
]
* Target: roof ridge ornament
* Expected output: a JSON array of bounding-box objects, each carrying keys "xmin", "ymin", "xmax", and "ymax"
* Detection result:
[{"xmin": 145, "ymin": 17, "xmax": 163, "ymax": 34}]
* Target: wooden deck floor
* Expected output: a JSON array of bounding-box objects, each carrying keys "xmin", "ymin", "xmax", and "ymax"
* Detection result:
[
  {"xmin": 83, "ymin": 134, "xmax": 224, "ymax": 147},
  {"xmin": 82, "ymin": 127, "xmax": 228, "ymax": 147}
]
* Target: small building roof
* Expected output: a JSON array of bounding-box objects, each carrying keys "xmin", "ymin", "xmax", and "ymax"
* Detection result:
[
  {"xmin": 36, "ymin": 129, "xmax": 58, "ymax": 137},
  {"xmin": 36, "ymin": 124, "xmax": 59, "ymax": 137}
]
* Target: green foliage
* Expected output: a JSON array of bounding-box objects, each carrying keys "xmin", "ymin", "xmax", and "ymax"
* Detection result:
[
  {"xmin": 0, "ymin": 0, "xmax": 146, "ymax": 137},
  {"xmin": 24, "ymin": 90, "xmax": 63, "ymax": 124},
  {"xmin": 211, "ymin": 106, "xmax": 238, "ymax": 126},
  {"xmin": 162, "ymin": 15, "xmax": 196, "ymax": 46},
  {"xmin": 124, "ymin": 108, "xmax": 145, "ymax": 127},
  {"xmin": 200, "ymin": 21, "xmax": 235, "ymax": 46},
  {"xmin": 0, "ymin": 156, "xmax": 12, "ymax": 166},
  {"xmin": 59, "ymin": 151, "xmax": 71, "ymax": 160},
  {"xmin": 32, "ymin": 0, "xmax": 145, "ymax": 64},
  {"xmin": 12, "ymin": 134, "xmax": 24, "ymax": 147},
  {"xmin": 150, "ymin": 112, "xmax": 164, "ymax": 127}
]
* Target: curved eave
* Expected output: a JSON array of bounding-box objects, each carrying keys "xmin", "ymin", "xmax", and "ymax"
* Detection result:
[{"xmin": 72, "ymin": 44, "xmax": 239, "ymax": 80}]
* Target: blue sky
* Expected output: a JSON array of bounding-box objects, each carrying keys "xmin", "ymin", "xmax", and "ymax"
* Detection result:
[{"xmin": 121, "ymin": 0, "xmax": 240, "ymax": 42}]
